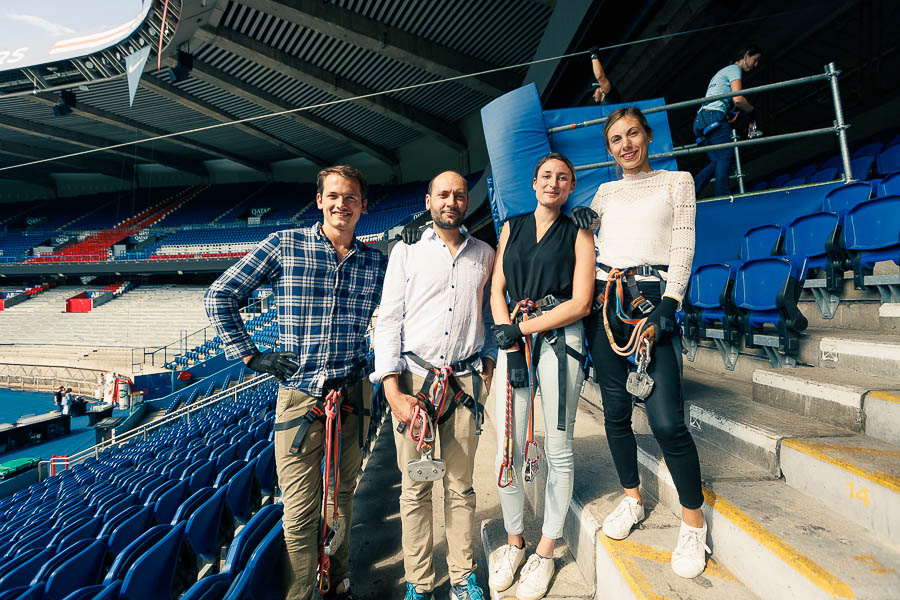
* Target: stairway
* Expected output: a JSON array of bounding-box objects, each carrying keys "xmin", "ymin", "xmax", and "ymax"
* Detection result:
[{"xmin": 483, "ymin": 271, "xmax": 900, "ymax": 599}]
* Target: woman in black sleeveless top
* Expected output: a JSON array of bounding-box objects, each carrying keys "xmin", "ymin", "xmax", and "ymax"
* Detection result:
[{"xmin": 486, "ymin": 153, "xmax": 594, "ymax": 599}]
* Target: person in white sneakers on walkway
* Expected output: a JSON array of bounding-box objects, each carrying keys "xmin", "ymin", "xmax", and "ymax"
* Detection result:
[
  {"xmin": 375, "ymin": 171, "xmax": 496, "ymax": 600},
  {"xmin": 488, "ymin": 153, "xmax": 595, "ymax": 600},
  {"xmin": 570, "ymin": 106, "xmax": 709, "ymax": 578}
]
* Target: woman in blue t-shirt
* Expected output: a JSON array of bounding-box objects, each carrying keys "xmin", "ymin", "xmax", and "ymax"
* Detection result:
[{"xmin": 693, "ymin": 45, "xmax": 762, "ymax": 197}]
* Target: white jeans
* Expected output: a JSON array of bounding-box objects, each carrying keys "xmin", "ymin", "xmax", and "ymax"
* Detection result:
[{"xmin": 494, "ymin": 322, "xmax": 585, "ymax": 539}]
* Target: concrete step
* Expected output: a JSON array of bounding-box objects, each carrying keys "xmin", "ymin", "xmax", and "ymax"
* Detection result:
[
  {"xmin": 670, "ymin": 368, "xmax": 852, "ymax": 475},
  {"xmin": 486, "ymin": 373, "xmax": 756, "ymax": 600},
  {"xmin": 799, "ymin": 297, "xmax": 899, "ymax": 332},
  {"xmin": 751, "ymin": 366, "xmax": 900, "ymax": 434},
  {"xmin": 780, "ymin": 435, "xmax": 900, "ymax": 546},
  {"xmin": 635, "ymin": 434, "xmax": 900, "ymax": 599},
  {"xmin": 686, "ymin": 327, "xmax": 900, "ymax": 382},
  {"xmin": 482, "ymin": 519, "xmax": 592, "ymax": 600}
]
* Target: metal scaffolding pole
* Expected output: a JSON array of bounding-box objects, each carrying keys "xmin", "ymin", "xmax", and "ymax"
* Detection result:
[{"xmin": 826, "ymin": 62, "xmax": 853, "ymax": 182}]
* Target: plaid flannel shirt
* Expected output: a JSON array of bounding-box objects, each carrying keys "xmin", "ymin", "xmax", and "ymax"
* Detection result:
[{"xmin": 204, "ymin": 224, "xmax": 387, "ymax": 397}]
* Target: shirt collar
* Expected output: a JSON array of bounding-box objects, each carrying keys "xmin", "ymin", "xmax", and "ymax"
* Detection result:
[
  {"xmin": 312, "ymin": 222, "xmax": 364, "ymax": 252},
  {"xmin": 422, "ymin": 226, "xmax": 470, "ymax": 242}
]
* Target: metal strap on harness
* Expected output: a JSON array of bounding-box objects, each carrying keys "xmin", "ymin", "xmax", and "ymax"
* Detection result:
[{"xmin": 596, "ymin": 264, "xmax": 667, "ymax": 316}]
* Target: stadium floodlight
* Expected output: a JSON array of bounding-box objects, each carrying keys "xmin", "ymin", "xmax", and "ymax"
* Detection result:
[
  {"xmin": 168, "ymin": 51, "xmax": 193, "ymax": 83},
  {"xmin": 52, "ymin": 90, "xmax": 77, "ymax": 117}
]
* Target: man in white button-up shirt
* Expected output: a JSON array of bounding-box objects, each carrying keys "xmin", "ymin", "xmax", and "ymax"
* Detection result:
[{"xmin": 373, "ymin": 171, "xmax": 496, "ymax": 600}]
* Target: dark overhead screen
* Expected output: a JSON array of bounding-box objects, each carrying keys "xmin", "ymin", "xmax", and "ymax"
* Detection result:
[{"xmin": 0, "ymin": 0, "xmax": 152, "ymax": 71}]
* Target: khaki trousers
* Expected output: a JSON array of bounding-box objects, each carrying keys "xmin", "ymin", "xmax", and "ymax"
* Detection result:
[
  {"xmin": 275, "ymin": 382, "xmax": 369, "ymax": 600},
  {"xmin": 392, "ymin": 370, "xmax": 483, "ymax": 592}
]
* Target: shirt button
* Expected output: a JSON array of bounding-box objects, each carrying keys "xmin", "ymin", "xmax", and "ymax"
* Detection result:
[
  {"xmin": 440, "ymin": 355, "xmax": 444, "ymax": 359},
  {"xmin": 444, "ymin": 332, "xmax": 448, "ymax": 335},
  {"xmin": 448, "ymin": 308, "xmax": 452, "ymax": 312}
]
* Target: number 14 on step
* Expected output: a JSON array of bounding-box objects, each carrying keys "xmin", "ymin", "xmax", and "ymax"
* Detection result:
[{"xmin": 845, "ymin": 481, "xmax": 871, "ymax": 507}]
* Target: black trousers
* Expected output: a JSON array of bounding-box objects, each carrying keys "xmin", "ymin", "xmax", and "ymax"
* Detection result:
[{"xmin": 586, "ymin": 280, "xmax": 703, "ymax": 510}]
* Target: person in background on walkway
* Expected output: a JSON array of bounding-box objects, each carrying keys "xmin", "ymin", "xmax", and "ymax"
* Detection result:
[
  {"xmin": 205, "ymin": 166, "xmax": 387, "ymax": 600},
  {"xmin": 374, "ymin": 170, "xmax": 496, "ymax": 600},
  {"xmin": 488, "ymin": 153, "xmax": 594, "ymax": 600},
  {"xmin": 61, "ymin": 388, "xmax": 73, "ymax": 416},
  {"xmin": 692, "ymin": 45, "xmax": 762, "ymax": 197},
  {"xmin": 587, "ymin": 46, "xmax": 621, "ymax": 105},
  {"xmin": 571, "ymin": 106, "xmax": 707, "ymax": 579},
  {"xmin": 54, "ymin": 385, "xmax": 64, "ymax": 411}
]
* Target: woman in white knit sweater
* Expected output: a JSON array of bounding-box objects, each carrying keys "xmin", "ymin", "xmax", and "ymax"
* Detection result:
[{"xmin": 571, "ymin": 106, "xmax": 708, "ymax": 579}]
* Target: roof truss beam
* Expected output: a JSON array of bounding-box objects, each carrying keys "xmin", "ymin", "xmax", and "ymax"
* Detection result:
[
  {"xmin": 196, "ymin": 26, "xmax": 467, "ymax": 151},
  {"xmin": 184, "ymin": 59, "xmax": 398, "ymax": 166},
  {"xmin": 139, "ymin": 75, "xmax": 330, "ymax": 167},
  {"xmin": 241, "ymin": 0, "xmax": 516, "ymax": 98},
  {"xmin": 0, "ymin": 114, "xmax": 208, "ymax": 177},
  {"xmin": 26, "ymin": 94, "xmax": 270, "ymax": 173}
]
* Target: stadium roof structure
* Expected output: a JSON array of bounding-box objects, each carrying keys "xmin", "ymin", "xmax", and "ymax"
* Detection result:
[{"xmin": 0, "ymin": 0, "xmax": 561, "ymax": 184}]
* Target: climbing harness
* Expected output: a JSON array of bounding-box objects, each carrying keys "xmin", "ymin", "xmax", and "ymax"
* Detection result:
[
  {"xmin": 317, "ymin": 388, "xmax": 343, "ymax": 594},
  {"xmin": 517, "ymin": 301, "xmax": 541, "ymax": 483},
  {"xmin": 596, "ymin": 267, "xmax": 664, "ymax": 400}
]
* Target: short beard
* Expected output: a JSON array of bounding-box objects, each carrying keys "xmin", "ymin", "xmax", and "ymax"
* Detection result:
[{"xmin": 431, "ymin": 208, "xmax": 462, "ymax": 230}]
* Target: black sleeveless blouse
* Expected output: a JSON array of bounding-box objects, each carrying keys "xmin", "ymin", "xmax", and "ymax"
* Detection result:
[{"xmin": 502, "ymin": 213, "xmax": 579, "ymax": 305}]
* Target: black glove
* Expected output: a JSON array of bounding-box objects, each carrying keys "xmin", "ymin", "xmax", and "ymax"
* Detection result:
[
  {"xmin": 506, "ymin": 350, "xmax": 529, "ymax": 389},
  {"xmin": 570, "ymin": 206, "xmax": 597, "ymax": 230},
  {"xmin": 644, "ymin": 297, "xmax": 679, "ymax": 342},
  {"xmin": 246, "ymin": 351, "xmax": 299, "ymax": 380},
  {"xmin": 399, "ymin": 223, "xmax": 423, "ymax": 245},
  {"xmin": 491, "ymin": 323, "xmax": 523, "ymax": 351},
  {"xmin": 589, "ymin": 46, "xmax": 601, "ymax": 59}
]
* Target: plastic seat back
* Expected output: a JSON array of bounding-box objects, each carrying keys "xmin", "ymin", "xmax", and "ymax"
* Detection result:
[
  {"xmin": 43, "ymin": 535, "xmax": 108, "ymax": 600},
  {"xmin": 877, "ymin": 144, "xmax": 900, "ymax": 175},
  {"xmin": 222, "ymin": 504, "xmax": 284, "ymax": 576},
  {"xmin": 225, "ymin": 459, "xmax": 257, "ymax": 526},
  {"xmin": 793, "ymin": 164, "xmax": 818, "ymax": 181},
  {"xmin": 119, "ymin": 522, "xmax": 186, "ymax": 600},
  {"xmin": 843, "ymin": 196, "xmax": 900, "ymax": 266},
  {"xmin": 880, "ymin": 171, "xmax": 900, "ymax": 197},
  {"xmin": 823, "ymin": 182, "xmax": 873, "ymax": 213},
  {"xmin": 172, "ymin": 487, "xmax": 216, "ymax": 524},
  {"xmin": 689, "ymin": 263, "xmax": 736, "ymax": 309},
  {"xmin": 785, "ymin": 211, "xmax": 840, "ymax": 268},
  {"xmin": 254, "ymin": 442, "xmax": 276, "ymax": 499},
  {"xmin": 848, "ymin": 155, "xmax": 875, "ymax": 180},
  {"xmin": 734, "ymin": 256, "xmax": 796, "ymax": 311},
  {"xmin": 30, "ymin": 539, "xmax": 93, "ymax": 586},
  {"xmin": 153, "ymin": 479, "xmax": 189, "ymax": 525},
  {"xmin": 214, "ymin": 460, "xmax": 246, "ymax": 489},
  {"xmin": 739, "ymin": 224, "xmax": 784, "ymax": 261},
  {"xmin": 52, "ymin": 517, "xmax": 103, "ymax": 551},
  {"xmin": 185, "ymin": 488, "xmax": 228, "ymax": 564},
  {"xmin": 809, "ymin": 167, "xmax": 838, "ymax": 183},
  {"xmin": 223, "ymin": 520, "xmax": 284, "ymax": 600},
  {"xmin": 180, "ymin": 573, "xmax": 231, "ymax": 600},
  {"xmin": 107, "ymin": 505, "xmax": 154, "ymax": 558},
  {"xmin": 213, "ymin": 444, "xmax": 240, "ymax": 472},
  {"xmin": 770, "ymin": 173, "xmax": 790, "ymax": 188},
  {"xmin": 104, "ymin": 525, "xmax": 171, "ymax": 584}
]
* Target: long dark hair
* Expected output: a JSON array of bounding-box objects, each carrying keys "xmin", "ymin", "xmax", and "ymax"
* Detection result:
[{"xmin": 732, "ymin": 44, "xmax": 762, "ymax": 65}]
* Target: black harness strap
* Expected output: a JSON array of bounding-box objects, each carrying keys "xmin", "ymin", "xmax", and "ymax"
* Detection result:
[{"xmin": 404, "ymin": 351, "xmax": 484, "ymax": 434}]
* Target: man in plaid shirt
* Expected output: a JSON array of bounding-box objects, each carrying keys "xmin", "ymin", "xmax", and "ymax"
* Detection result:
[{"xmin": 205, "ymin": 165, "xmax": 386, "ymax": 600}]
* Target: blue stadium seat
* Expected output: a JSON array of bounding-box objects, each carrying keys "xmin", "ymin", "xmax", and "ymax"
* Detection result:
[
  {"xmin": 821, "ymin": 154, "xmax": 843, "ymax": 169},
  {"xmin": 183, "ymin": 488, "xmax": 228, "ymax": 576},
  {"xmin": 172, "ymin": 488, "xmax": 216, "ymax": 524},
  {"xmin": 842, "ymin": 195, "xmax": 900, "ymax": 289},
  {"xmin": 880, "ymin": 171, "xmax": 900, "ymax": 196},
  {"xmin": 118, "ymin": 522, "xmax": 186, "ymax": 600},
  {"xmin": 784, "ymin": 211, "xmax": 843, "ymax": 290},
  {"xmin": 255, "ymin": 443, "xmax": 276, "ymax": 504},
  {"xmin": 739, "ymin": 224, "xmax": 784, "ymax": 261},
  {"xmin": 809, "ymin": 167, "xmax": 839, "ymax": 183},
  {"xmin": 225, "ymin": 458, "xmax": 258, "ymax": 528},
  {"xmin": 153, "ymin": 480, "xmax": 190, "ymax": 525},
  {"xmin": 52, "ymin": 516, "xmax": 103, "ymax": 551},
  {"xmin": 733, "ymin": 255, "xmax": 809, "ymax": 355},
  {"xmin": 180, "ymin": 575, "xmax": 231, "ymax": 600},
  {"xmin": 848, "ymin": 155, "xmax": 875, "ymax": 180},
  {"xmin": 107, "ymin": 505, "xmax": 154, "ymax": 559},
  {"xmin": 223, "ymin": 519, "xmax": 284, "ymax": 600},
  {"xmin": 769, "ymin": 174, "xmax": 791, "ymax": 188},
  {"xmin": 104, "ymin": 525, "xmax": 170, "ymax": 584},
  {"xmin": 853, "ymin": 141, "xmax": 883, "ymax": 158},
  {"xmin": 784, "ymin": 177, "xmax": 806, "ymax": 187},
  {"xmin": 877, "ymin": 144, "xmax": 900, "ymax": 175},
  {"xmin": 31, "ymin": 539, "xmax": 96, "ymax": 587},
  {"xmin": 792, "ymin": 164, "xmax": 818, "ymax": 181},
  {"xmin": 684, "ymin": 262, "xmax": 741, "ymax": 346},
  {"xmin": 214, "ymin": 461, "xmax": 246, "ymax": 489},
  {"xmin": 43, "ymin": 536, "xmax": 108, "ymax": 600},
  {"xmin": 823, "ymin": 182, "xmax": 873, "ymax": 213}
]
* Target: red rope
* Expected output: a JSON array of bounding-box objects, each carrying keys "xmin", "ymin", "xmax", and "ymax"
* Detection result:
[
  {"xmin": 317, "ymin": 388, "xmax": 341, "ymax": 593},
  {"xmin": 157, "ymin": 0, "xmax": 170, "ymax": 70}
]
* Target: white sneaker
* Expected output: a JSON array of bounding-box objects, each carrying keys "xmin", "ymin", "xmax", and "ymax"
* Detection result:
[
  {"xmin": 488, "ymin": 543, "xmax": 526, "ymax": 591},
  {"xmin": 671, "ymin": 520, "xmax": 711, "ymax": 578},
  {"xmin": 515, "ymin": 554, "xmax": 554, "ymax": 600},
  {"xmin": 602, "ymin": 496, "xmax": 645, "ymax": 540}
]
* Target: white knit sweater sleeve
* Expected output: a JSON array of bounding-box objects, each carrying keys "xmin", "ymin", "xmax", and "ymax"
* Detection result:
[{"xmin": 663, "ymin": 171, "xmax": 696, "ymax": 302}]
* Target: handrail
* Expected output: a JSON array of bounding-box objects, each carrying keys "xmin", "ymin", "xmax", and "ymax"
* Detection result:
[{"xmin": 38, "ymin": 372, "xmax": 273, "ymax": 477}]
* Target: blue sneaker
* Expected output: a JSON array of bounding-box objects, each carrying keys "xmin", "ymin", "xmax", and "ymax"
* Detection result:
[
  {"xmin": 404, "ymin": 582, "xmax": 432, "ymax": 600},
  {"xmin": 449, "ymin": 573, "xmax": 485, "ymax": 600}
]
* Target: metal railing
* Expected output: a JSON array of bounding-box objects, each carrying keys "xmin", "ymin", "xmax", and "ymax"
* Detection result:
[
  {"xmin": 0, "ymin": 362, "xmax": 104, "ymax": 396},
  {"xmin": 37, "ymin": 372, "xmax": 273, "ymax": 480},
  {"xmin": 564, "ymin": 63, "xmax": 854, "ymax": 190}
]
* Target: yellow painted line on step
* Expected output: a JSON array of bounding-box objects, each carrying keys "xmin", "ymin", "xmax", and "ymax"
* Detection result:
[
  {"xmin": 868, "ymin": 391, "xmax": 900, "ymax": 405},
  {"xmin": 599, "ymin": 536, "xmax": 669, "ymax": 600},
  {"xmin": 610, "ymin": 538, "xmax": 738, "ymax": 582},
  {"xmin": 782, "ymin": 439, "xmax": 900, "ymax": 493},
  {"xmin": 703, "ymin": 489, "xmax": 855, "ymax": 599}
]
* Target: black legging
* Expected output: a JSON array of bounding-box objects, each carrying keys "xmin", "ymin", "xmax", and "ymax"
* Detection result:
[{"xmin": 586, "ymin": 279, "xmax": 703, "ymax": 510}]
